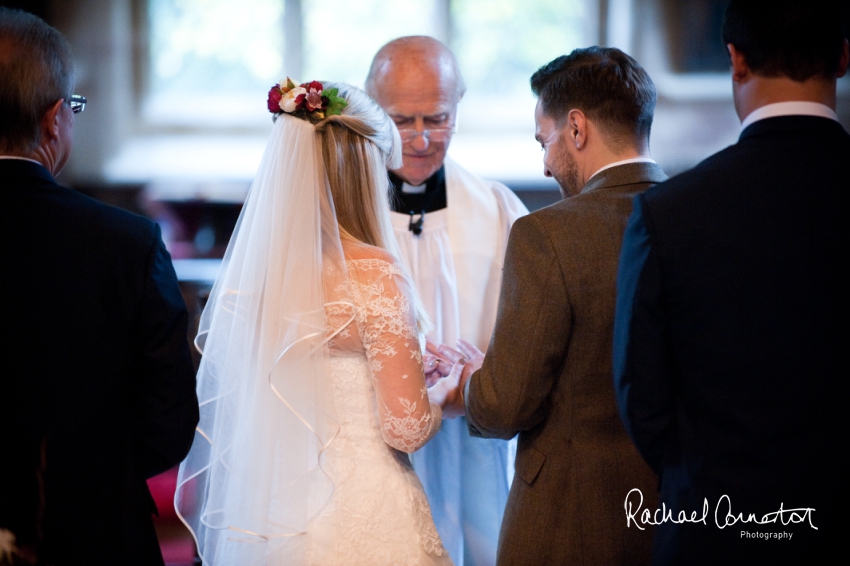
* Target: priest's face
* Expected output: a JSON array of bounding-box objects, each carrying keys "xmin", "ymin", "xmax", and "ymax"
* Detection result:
[
  {"xmin": 535, "ymin": 100, "xmax": 579, "ymax": 198},
  {"xmin": 373, "ymin": 67, "xmax": 458, "ymax": 186}
]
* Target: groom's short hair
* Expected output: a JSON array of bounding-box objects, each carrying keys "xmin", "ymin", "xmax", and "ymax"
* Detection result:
[
  {"xmin": 722, "ymin": 0, "xmax": 847, "ymax": 82},
  {"xmin": 0, "ymin": 7, "xmax": 75, "ymax": 153},
  {"xmin": 530, "ymin": 47, "xmax": 656, "ymax": 148}
]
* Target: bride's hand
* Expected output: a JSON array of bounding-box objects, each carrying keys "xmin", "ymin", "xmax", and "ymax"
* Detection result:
[
  {"xmin": 426, "ymin": 340, "xmax": 485, "ymax": 418},
  {"xmin": 423, "ymin": 350, "xmax": 452, "ymax": 386},
  {"xmin": 427, "ymin": 359, "xmax": 467, "ymax": 419}
]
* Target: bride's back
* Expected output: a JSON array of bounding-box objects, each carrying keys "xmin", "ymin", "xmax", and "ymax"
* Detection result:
[{"xmin": 324, "ymin": 240, "xmax": 413, "ymax": 357}]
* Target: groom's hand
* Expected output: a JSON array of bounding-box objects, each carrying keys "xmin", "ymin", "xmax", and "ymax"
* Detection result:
[
  {"xmin": 455, "ymin": 339, "xmax": 484, "ymax": 375},
  {"xmin": 429, "ymin": 340, "xmax": 486, "ymax": 416},
  {"xmin": 437, "ymin": 360, "xmax": 467, "ymax": 419},
  {"xmin": 434, "ymin": 340, "xmax": 484, "ymax": 393}
]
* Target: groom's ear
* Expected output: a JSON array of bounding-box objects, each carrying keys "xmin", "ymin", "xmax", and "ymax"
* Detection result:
[{"xmin": 565, "ymin": 109, "xmax": 587, "ymax": 150}]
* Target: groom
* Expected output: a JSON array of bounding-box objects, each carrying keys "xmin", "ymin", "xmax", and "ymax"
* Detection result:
[{"xmin": 436, "ymin": 47, "xmax": 664, "ymax": 565}]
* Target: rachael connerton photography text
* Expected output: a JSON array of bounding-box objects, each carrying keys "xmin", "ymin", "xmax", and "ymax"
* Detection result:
[{"xmin": 623, "ymin": 489, "xmax": 817, "ymax": 531}]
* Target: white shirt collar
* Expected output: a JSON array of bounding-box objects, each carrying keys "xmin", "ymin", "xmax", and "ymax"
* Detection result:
[
  {"xmin": 588, "ymin": 157, "xmax": 656, "ymax": 182},
  {"xmin": 401, "ymin": 182, "xmax": 427, "ymax": 194},
  {"xmin": 740, "ymin": 101, "xmax": 838, "ymax": 131},
  {"xmin": 0, "ymin": 155, "xmax": 43, "ymax": 166}
]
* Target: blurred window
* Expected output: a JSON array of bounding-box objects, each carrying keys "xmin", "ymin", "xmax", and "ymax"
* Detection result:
[
  {"xmin": 452, "ymin": 0, "xmax": 584, "ymax": 98},
  {"xmin": 147, "ymin": 0, "xmax": 284, "ymax": 127},
  {"xmin": 301, "ymin": 0, "xmax": 438, "ymax": 84},
  {"xmin": 146, "ymin": 0, "xmax": 586, "ymax": 131}
]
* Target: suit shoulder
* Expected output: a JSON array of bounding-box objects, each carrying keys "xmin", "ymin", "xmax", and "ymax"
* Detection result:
[
  {"xmin": 514, "ymin": 201, "xmax": 566, "ymax": 229},
  {"xmin": 645, "ymin": 145, "xmax": 739, "ymax": 201},
  {"xmin": 39, "ymin": 187, "xmax": 160, "ymax": 256},
  {"xmin": 66, "ymin": 188, "xmax": 156, "ymax": 237},
  {"xmin": 528, "ymin": 188, "xmax": 622, "ymax": 222},
  {"xmin": 503, "ymin": 208, "xmax": 558, "ymax": 247},
  {"xmin": 507, "ymin": 199, "xmax": 584, "ymax": 247}
]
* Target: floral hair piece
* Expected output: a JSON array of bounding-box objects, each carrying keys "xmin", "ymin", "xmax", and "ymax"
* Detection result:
[{"xmin": 267, "ymin": 78, "xmax": 347, "ymax": 123}]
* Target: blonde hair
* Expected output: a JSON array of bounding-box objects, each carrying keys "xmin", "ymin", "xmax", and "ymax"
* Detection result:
[{"xmin": 313, "ymin": 83, "xmax": 429, "ymax": 330}]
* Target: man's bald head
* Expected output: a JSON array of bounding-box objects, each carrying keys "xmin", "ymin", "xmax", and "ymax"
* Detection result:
[
  {"xmin": 366, "ymin": 36, "xmax": 466, "ymax": 105},
  {"xmin": 365, "ymin": 36, "xmax": 466, "ymax": 186}
]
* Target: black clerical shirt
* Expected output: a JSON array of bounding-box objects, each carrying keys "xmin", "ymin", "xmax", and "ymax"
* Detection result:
[
  {"xmin": 389, "ymin": 167, "xmax": 447, "ymax": 214},
  {"xmin": 389, "ymin": 167, "xmax": 447, "ymax": 236}
]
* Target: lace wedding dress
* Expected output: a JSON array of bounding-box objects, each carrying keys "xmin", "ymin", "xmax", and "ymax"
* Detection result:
[
  {"xmin": 306, "ymin": 246, "xmax": 452, "ymax": 566},
  {"xmin": 176, "ymin": 106, "xmax": 450, "ymax": 565}
]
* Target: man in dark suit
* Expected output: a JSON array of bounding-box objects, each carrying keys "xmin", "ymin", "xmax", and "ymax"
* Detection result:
[
  {"xmin": 613, "ymin": 1, "xmax": 848, "ymax": 564},
  {"xmin": 434, "ymin": 47, "xmax": 665, "ymax": 565},
  {"xmin": 0, "ymin": 8, "xmax": 198, "ymax": 565}
]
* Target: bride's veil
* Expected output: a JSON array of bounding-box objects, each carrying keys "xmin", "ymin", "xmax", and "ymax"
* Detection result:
[{"xmin": 175, "ymin": 110, "xmax": 353, "ymax": 564}]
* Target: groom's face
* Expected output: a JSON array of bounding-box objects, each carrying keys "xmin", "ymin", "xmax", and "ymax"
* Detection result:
[{"xmin": 535, "ymin": 101, "xmax": 579, "ymax": 198}]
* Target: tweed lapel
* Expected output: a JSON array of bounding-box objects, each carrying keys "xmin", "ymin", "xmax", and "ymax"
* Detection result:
[{"xmin": 580, "ymin": 162, "xmax": 668, "ymax": 195}]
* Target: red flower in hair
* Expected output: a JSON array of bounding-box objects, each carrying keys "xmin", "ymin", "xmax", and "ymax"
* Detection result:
[
  {"xmin": 267, "ymin": 86, "xmax": 282, "ymax": 113},
  {"xmin": 303, "ymin": 81, "xmax": 324, "ymax": 112},
  {"xmin": 266, "ymin": 78, "xmax": 346, "ymax": 122}
]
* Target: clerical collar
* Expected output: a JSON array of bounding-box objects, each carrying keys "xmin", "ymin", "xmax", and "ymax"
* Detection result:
[{"xmin": 389, "ymin": 167, "xmax": 447, "ymax": 236}]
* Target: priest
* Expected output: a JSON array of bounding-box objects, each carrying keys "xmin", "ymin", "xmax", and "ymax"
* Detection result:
[{"xmin": 366, "ymin": 36, "xmax": 528, "ymax": 566}]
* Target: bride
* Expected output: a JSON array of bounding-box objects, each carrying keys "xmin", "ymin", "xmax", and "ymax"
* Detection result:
[{"xmin": 175, "ymin": 80, "xmax": 461, "ymax": 565}]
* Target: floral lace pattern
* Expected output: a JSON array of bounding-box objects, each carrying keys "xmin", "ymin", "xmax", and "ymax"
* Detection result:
[
  {"xmin": 308, "ymin": 251, "xmax": 449, "ymax": 565},
  {"xmin": 329, "ymin": 256, "xmax": 441, "ymax": 453}
]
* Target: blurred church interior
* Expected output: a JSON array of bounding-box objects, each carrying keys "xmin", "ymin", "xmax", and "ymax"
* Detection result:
[{"xmin": 4, "ymin": 0, "xmax": 847, "ymax": 563}]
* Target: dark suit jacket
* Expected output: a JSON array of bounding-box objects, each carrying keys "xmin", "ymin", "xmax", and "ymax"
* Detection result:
[
  {"xmin": 1, "ymin": 159, "xmax": 199, "ymax": 565},
  {"xmin": 465, "ymin": 162, "xmax": 666, "ymax": 565},
  {"xmin": 613, "ymin": 116, "xmax": 847, "ymax": 565}
]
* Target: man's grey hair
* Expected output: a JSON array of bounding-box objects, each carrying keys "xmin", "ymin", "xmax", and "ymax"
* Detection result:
[
  {"xmin": 365, "ymin": 36, "xmax": 466, "ymax": 103},
  {"xmin": 0, "ymin": 7, "xmax": 75, "ymax": 153}
]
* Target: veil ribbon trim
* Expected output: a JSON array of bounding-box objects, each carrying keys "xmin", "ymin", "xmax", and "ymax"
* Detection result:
[{"xmin": 175, "ymin": 115, "xmax": 354, "ymax": 563}]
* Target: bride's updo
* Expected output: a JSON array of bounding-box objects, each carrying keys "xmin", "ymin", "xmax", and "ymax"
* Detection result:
[{"xmin": 314, "ymin": 83, "xmax": 402, "ymax": 251}]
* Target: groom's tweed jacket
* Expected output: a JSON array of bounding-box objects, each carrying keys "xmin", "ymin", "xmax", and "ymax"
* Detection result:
[{"xmin": 465, "ymin": 162, "xmax": 666, "ymax": 565}]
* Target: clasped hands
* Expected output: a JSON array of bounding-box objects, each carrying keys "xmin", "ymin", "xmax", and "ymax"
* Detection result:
[{"xmin": 423, "ymin": 339, "xmax": 484, "ymax": 419}]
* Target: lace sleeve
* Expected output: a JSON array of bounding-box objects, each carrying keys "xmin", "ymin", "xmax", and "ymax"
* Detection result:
[{"xmin": 349, "ymin": 258, "xmax": 441, "ymax": 453}]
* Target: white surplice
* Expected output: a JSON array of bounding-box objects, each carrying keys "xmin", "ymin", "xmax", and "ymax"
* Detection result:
[{"xmin": 390, "ymin": 157, "xmax": 528, "ymax": 566}]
